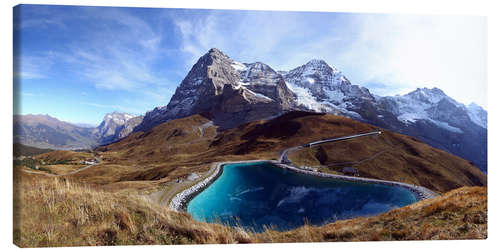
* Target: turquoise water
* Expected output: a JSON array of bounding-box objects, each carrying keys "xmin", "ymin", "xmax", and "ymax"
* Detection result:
[{"xmin": 187, "ymin": 162, "xmax": 417, "ymax": 232}]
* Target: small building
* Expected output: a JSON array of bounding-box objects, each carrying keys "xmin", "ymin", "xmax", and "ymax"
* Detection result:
[
  {"xmin": 83, "ymin": 157, "xmax": 99, "ymax": 165},
  {"xmin": 342, "ymin": 167, "xmax": 359, "ymax": 176}
]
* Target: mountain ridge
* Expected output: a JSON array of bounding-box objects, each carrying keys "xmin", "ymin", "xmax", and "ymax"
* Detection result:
[{"xmin": 132, "ymin": 48, "xmax": 487, "ymax": 172}]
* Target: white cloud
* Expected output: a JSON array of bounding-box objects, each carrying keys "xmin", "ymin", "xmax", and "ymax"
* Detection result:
[{"xmin": 335, "ymin": 14, "xmax": 487, "ymax": 108}]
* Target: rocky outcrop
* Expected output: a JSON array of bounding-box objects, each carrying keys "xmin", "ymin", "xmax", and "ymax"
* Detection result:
[{"xmin": 116, "ymin": 115, "xmax": 144, "ymax": 140}]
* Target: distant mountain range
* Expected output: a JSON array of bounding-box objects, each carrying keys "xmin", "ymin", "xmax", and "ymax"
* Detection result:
[
  {"xmin": 13, "ymin": 48, "xmax": 487, "ymax": 172},
  {"xmin": 14, "ymin": 112, "xmax": 143, "ymax": 149}
]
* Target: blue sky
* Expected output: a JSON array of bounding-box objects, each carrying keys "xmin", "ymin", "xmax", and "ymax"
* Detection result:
[{"xmin": 13, "ymin": 5, "xmax": 487, "ymax": 125}]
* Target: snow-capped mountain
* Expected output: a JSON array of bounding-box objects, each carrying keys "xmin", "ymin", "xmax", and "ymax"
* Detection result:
[
  {"xmin": 93, "ymin": 112, "xmax": 144, "ymax": 144},
  {"xmin": 282, "ymin": 59, "xmax": 375, "ymax": 118},
  {"xmin": 467, "ymin": 102, "xmax": 487, "ymax": 128},
  {"xmin": 377, "ymin": 88, "xmax": 475, "ymax": 133},
  {"xmin": 133, "ymin": 48, "xmax": 487, "ymax": 172}
]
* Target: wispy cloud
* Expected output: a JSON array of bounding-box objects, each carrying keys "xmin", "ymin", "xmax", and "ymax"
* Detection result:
[
  {"xmin": 14, "ymin": 55, "xmax": 54, "ymax": 79},
  {"xmin": 171, "ymin": 10, "xmax": 308, "ymax": 70},
  {"xmin": 18, "ymin": 6, "xmax": 169, "ymax": 92},
  {"xmin": 81, "ymin": 102, "xmax": 133, "ymax": 113},
  {"xmin": 64, "ymin": 9, "xmax": 167, "ymax": 91}
]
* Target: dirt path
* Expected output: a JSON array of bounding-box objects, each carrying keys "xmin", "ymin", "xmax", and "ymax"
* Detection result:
[{"xmin": 21, "ymin": 163, "xmax": 99, "ymax": 177}]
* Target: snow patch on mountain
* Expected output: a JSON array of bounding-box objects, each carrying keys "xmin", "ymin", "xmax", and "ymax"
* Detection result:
[
  {"xmin": 231, "ymin": 61, "xmax": 247, "ymax": 71},
  {"xmin": 388, "ymin": 88, "xmax": 470, "ymax": 133},
  {"xmin": 467, "ymin": 103, "xmax": 487, "ymax": 128},
  {"xmin": 324, "ymin": 88, "xmax": 345, "ymax": 103},
  {"xmin": 430, "ymin": 120, "xmax": 464, "ymax": 134},
  {"xmin": 284, "ymin": 81, "xmax": 331, "ymax": 112},
  {"xmin": 245, "ymin": 89, "xmax": 274, "ymax": 102}
]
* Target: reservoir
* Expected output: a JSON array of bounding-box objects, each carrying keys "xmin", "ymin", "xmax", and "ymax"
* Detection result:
[{"xmin": 186, "ymin": 161, "xmax": 418, "ymax": 232}]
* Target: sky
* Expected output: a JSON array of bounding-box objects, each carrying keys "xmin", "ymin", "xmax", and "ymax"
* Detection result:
[{"xmin": 13, "ymin": 4, "xmax": 488, "ymax": 125}]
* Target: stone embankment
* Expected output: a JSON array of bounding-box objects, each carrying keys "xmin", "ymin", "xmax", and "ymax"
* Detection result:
[{"xmin": 271, "ymin": 161, "xmax": 438, "ymax": 200}]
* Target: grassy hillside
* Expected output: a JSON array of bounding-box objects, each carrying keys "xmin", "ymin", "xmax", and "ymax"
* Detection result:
[
  {"xmin": 13, "ymin": 168, "xmax": 486, "ymax": 247},
  {"xmin": 94, "ymin": 111, "xmax": 485, "ymax": 193},
  {"xmin": 13, "ymin": 169, "xmax": 248, "ymax": 247},
  {"xmin": 13, "ymin": 143, "xmax": 53, "ymax": 157},
  {"xmin": 286, "ymin": 130, "xmax": 486, "ymax": 193},
  {"xmin": 34, "ymin": 150, "xmax": 94, "ymax": 163}
]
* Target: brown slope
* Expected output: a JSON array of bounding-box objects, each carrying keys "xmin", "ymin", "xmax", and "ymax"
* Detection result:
[{"xmin": 90, "ymin": 111, "xmax": 485, "ymax": 193}]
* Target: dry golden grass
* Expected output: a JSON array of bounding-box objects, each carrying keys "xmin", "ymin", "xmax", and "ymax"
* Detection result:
[
  {"xmin": 13, "ymin": 168, "xmax": 486, "ymax": 247},
  {"xmin": 13, "ymin": 169, "xmax": 251, "ymax": 247},
  {"xmin": 42, "ymin": 164, "xmax": 88, "ymax": 175},
  {"xmin": 286, "ymin": 131, "xmax": 486, "ymax": 193},
  {"xmin": 35, "ymin": 150, "xmax": 94, "ymax": 163}
]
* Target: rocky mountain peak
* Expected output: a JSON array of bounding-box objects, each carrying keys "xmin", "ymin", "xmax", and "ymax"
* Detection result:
[
  {"xmin": 102, "ymin": 112, "xmax": 136, "ymax": 125},
  {"xmin": 283, "ymin": 58, "xmax": 373, "ymax": 111},
  {"xmin": 208, "ymin": 47, "xmax": 224, "ymax": 55},
  {"xmin": 94, "ymin": 112, "xmax": 139, "ymax": 143},
  {"xmin": 284, "ymin": 58, "xmax": 348, "ymax": 89},
  {"xmin": 304, "ymin": 59, "xmax": 336, "ymax": 70},
  {"xmin": 165, "ymin": 48, "xmax": 241, "ymax": 119},
  {"xmin": 406, "ymin": 87, "xmax": 449, "ymax": 104},
  {"xmin": 239, "ymin": 62, "xmax": 280, "ymax": 85},
  {"xmin": 468, "ymin": 102, "xmax": 485, "ymax": 111},
  {"xmin": 133, "ymin": 48, "xmax": 297, "ymax": 131},
  {"xmin": 467, "ymin": 102, "xmax": 487, "ymax": 128}
]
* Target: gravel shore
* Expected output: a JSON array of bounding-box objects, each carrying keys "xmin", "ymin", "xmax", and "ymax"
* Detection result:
[
  {"xmin": 169, "ymin": 160, "xmax": 265, "ymax": 211},
  {"xmin": 169, "ymin": 160, "xmax": 439, "ymax": 212}
]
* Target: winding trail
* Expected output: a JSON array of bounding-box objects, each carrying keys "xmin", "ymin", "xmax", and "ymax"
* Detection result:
[{"xmin": 21, "ymin": 162, "xmax": 100, "ymax": 177}]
